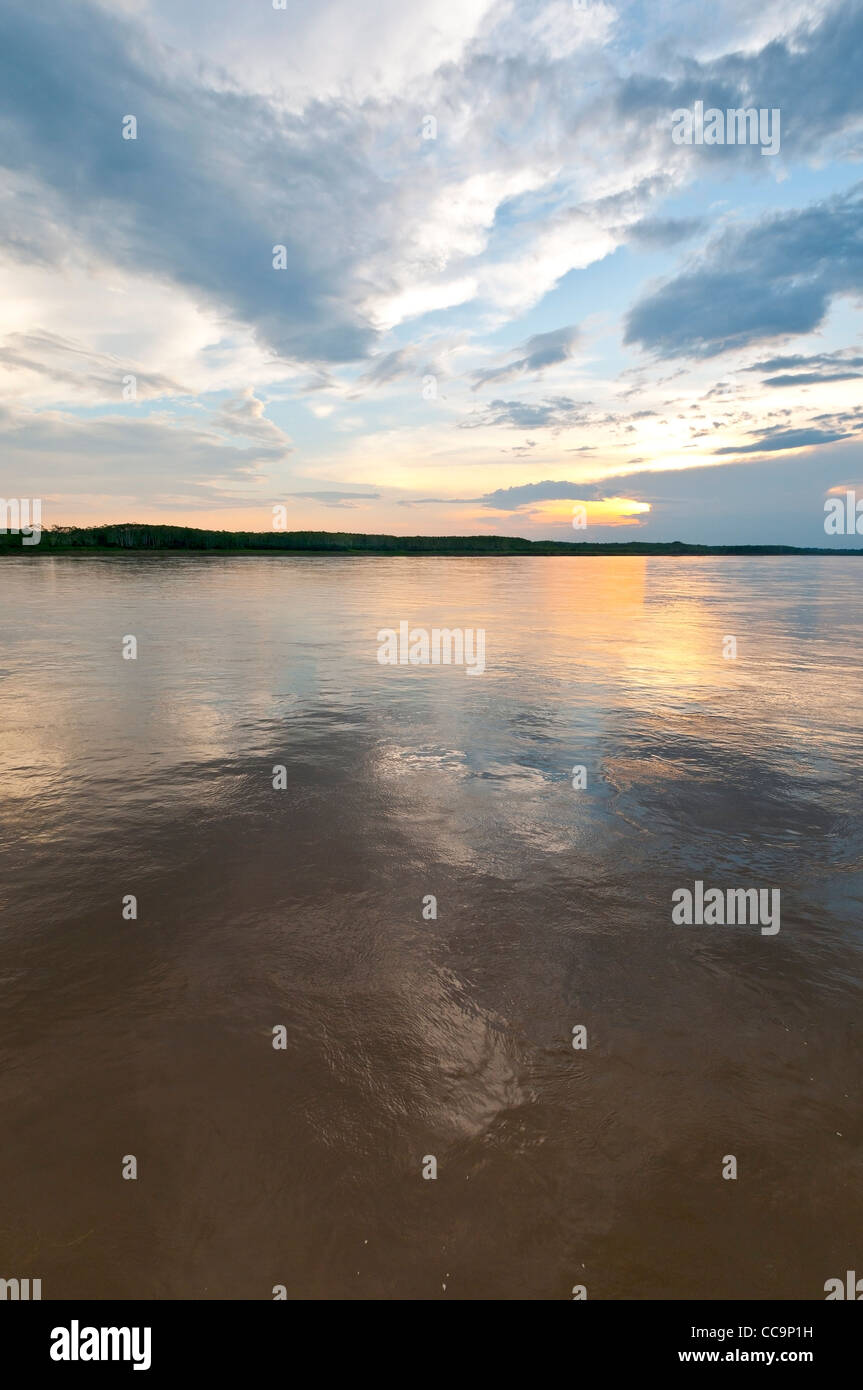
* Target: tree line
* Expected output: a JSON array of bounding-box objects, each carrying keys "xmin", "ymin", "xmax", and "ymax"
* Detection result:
[{"xmin": 0, "ymin": 523, "xmax": 856, "ymax": 556}]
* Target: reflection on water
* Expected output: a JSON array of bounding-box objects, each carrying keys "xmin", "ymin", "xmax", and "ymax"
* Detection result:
[{"xmin": 0, "ymin": 554, "xmax": 861, "ymax": 1298}]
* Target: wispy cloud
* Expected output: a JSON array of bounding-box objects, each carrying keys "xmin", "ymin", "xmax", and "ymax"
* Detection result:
[{"xmin": 470, "ymin": 326, "xmax": 580, "ymax": 389}]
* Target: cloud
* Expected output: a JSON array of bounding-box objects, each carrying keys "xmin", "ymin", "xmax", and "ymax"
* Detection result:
[
  {"xmin": 0, "ymin": 404, "xmax": 283, "ymax": 508},
  {"xmin": 355, "ymin": 348, "xmax": 419, "ymax": 389},
  {"xmin": 400, "ymin": 476, "xmax": 642, "ymax": 508},
  {"xmin": 0, "ymin": 0, "xmax": 382, "ymax": 365},
  {"xmin": 460, "ymin": 395, "xmax": 592, "ymax": 431},
  {"xmin": 625, "ymin": 183, "xmax": 863, "ymax": 359},
  {"xmin": 615, "ymin": 1, "xmax": 863, "ymax": 164},
  {"xmin": 0, "ymin": 330, "xmax": 186, "ymax": 403},
  {"xmin": 470, "ymin": 325, "xmax": 580, "ymax": 389},
  {"xmin": 9, "ymin": 0, "xmax": 856, "ymax": 387},
  {"xmin": 743, "ymin": 352, "xmax": 863, "ymax": 373},
  {"xmin": 0, "ymin": 0, "xmax": 678, "ymax": 379},
  {"xmin": 287, "ymin": 490, "xmax": 380, "ymax": 508},
  {"xmin": 738, "ymin": 350, "xmax": 863, "ymax": 386},
  {"xmin": 762, "ymin": 371, "xmax": 863, "ymax": 386},
  {"xmin": 628, "ymin": 216, "xmax": 705, "ymax": 249},
  {"xmin": 129, "ymin": 0, "xmax": 497, "ymax": 108},
  {"xmin": 714, "ymin": 427, "xmax": 851, "ymax": 455},
  {"xmin": 352, "ymin": 344, "xmax": 443, "ymax": 392},
  {"xmin": 212, "ymin": 389, "xmax": 292, "ymax": 447},
  {"xmin": 477, "ymin": 479, "xmax": 610, "ymax": 508}
]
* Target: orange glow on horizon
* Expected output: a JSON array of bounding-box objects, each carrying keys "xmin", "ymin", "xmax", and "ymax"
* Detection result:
[{"xmin": 533, "ymin": 497, "xmax": 652, "ymax": 527}]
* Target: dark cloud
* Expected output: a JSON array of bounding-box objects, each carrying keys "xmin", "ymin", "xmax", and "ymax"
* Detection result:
[
  {"xmin": 736, "ymin": 349, "xmax": 863, "ymax": 387},
  {"xmin": 477, "ymin": 480, "xmax": 609, "ymax": 508},
  {"xmin": 401, "ymin": 477, "xmax": 633, "ymax": 508},
  {"xmin": 714, "ymin": 427, "xmax": 851, "ymax": 455},
  {"xmin": 743, "ymin": 352, "xmax": 863, "ymax": 373},
  {"xmin": 811, "ymin": 405, "xmax": 863, "ymax": 427},
  {"xmin": 0, "ymin": 0, "xmax": 382, "ymax": 364},
  {"xmin": 616, "ymin": 2, "xmax": 863, "ymax": 163},
  {"xmin": 763, "ymin": 371, "xmax": 862, "ymax": 386},
  {"xmin": 625, "ymin": 184, "xmax": 863, "ymax": 359},
  {"xmin": 470, "ymin": 326, "xmax": 580, "ymax": 389}
]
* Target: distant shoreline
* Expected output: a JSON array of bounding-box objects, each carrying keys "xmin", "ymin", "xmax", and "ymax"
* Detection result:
[{"xmin": 1, "ymin": 524, "xmax": 861, "ymax": 557}]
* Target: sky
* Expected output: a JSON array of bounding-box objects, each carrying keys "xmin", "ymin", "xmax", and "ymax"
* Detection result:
[{"xmin": 0, "ymin": 0, "xmax": 862, "ymax": 545}]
